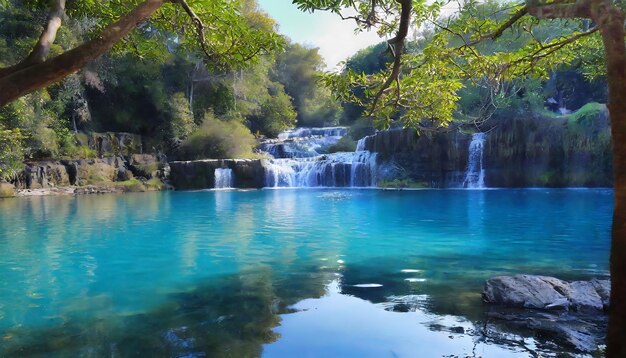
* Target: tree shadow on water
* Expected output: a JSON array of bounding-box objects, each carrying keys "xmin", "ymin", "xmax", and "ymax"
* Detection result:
[{"xmin": 1, "ymin": 268, "xmax": 331, "ymax": 358}]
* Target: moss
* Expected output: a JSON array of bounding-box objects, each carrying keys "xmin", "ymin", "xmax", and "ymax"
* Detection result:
[
  {"xmin": 76, "ymin": 163, "xmax": 117, "ymax": 186},
  {"xmin": 0, "ymin": 183, "xmax": 15, "ymax": 198},
  {"xmin": 60, "ymin": 145, "xmax": 97, "ymax": 160},
  {"xmin": 568, "ymin": 102, "xmax": 606, "ymax": 130},
  {"xmin": 145, "ymin": 178, "xmax": 166, "ymax": 191},
  {"xmin": 114, "ymin": 179, "xmax": 146, "ymax": 192},
  {"xmin": 378, "ymin": 179, "xmax": 429, "ymax": 189}
]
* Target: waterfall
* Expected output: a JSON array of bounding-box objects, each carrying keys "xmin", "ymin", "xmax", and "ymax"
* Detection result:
[
  {"xmin": 463, "ymin": 133, "xmax": 486, "ymax": 189},
  {"xmin": 214, "ymin": 168, "xmax": 234, "ymax": 189},
  {"xmin": 277, "ymin": 127, "xmax": 347, "ymax": 140},
  {"xmin": 263, "ymin": 151, "xmax": 377, "ymax": 188},
  {"xmin": 356, "ymin": 137, "xmax": 366, "ymax": 151},
  {"xmin": 260, "ymin": 126, "xmax": 378, "ymax": 188}
]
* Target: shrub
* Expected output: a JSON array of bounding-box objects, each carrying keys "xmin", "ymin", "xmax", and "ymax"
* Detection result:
[
  {"xmin": 114, "ymin": 179, "xmax": 146, "ymax": 192},
  {"xmin": 179, "ymin": 113, "xmax": 258, "ymax": 159},
  {"xmin": 568, "ymin": 102, "xmax": 606, "ymax": 130},
  {"xmin": 61, "ymin": 145, "xmax": 97, "ymax": 159},
  {"xmin": 0, "ymin": 128, "xmax": 25, "ymax": 181}
]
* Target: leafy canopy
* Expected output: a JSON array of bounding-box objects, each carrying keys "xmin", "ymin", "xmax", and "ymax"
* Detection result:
[{"xmin": 294, "ymin": 0, "xmax": 605, "ymax": 131}]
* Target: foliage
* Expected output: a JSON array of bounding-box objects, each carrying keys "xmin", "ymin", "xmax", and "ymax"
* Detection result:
[
  {"xmin": 270, "ymin": 42, "xmax": 342, "ymax": 127},
  {"xmin": 178, "ymin": 113, "xmax": 258, "ymax": 160},
  {"xmin": 168, "ymin": 92, "xmax": 196, "ymax": 139},
  {"xmin": 0, "ymin": 128, "xmax": 25, "ymax": 181},
  {"xmin": 294, "ymin": 0, "xmax": 607, "ymax": 132},
  {"xmin": 568, "ymin": 102, "xmax": 607, "ymax": 131}
]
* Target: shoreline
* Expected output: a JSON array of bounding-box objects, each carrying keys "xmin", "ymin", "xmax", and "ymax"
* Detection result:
[{"xmin": 5, "ymin": 185, "xmax": 615, "ymax": 198}]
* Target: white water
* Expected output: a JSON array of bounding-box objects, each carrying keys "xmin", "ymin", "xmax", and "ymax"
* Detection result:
[
  {"xmin": 277, "ymin": 127, "xmax": 347, "ymax": 141},
  {"xmin": 463, "ymin": 133, "xmax": 486, "ymax": 189},
  {"xmin": 261, "ymin": 127, "xmax": 378, "ymax": 188},
  {"xmin": 264, "ymin": 151, "xmax": 378, "ymax": 188},
  {"xmin": 356, "ymin": 137, "xmax": 367, "ymax": 152},
  {"xmin": 214, "ymin": 168, "xmax": 234, "ymax": 189}
]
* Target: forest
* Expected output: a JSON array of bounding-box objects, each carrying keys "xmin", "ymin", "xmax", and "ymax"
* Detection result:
[{"xmin": 0, "ymin": 0, "xmax": 609, "ymax": 182}]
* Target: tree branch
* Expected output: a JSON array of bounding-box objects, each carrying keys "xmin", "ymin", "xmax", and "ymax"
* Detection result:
[
  {"xmin": 369, "ymin": 0, "xmax": 411, "ymax": 115},
  {"xmin": 172, "ymin": 0, "xmax": 215, "ymax": 61},
  {"xmin": 0, "ymin": 0, "xmax": 66, "ymax": 79},
  {"xmin": 527, "ymin": 0, "xmax": 593, "ymax": 19},
  {"xmin": 0, "ymin": 0, "xmax": 166, "ymax": 106}
]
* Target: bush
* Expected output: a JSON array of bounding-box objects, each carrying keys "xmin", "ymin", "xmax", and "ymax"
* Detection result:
[
  {"xmin": 114, "ymin": 179, "xmax": 146, "ymax": 192},
  {"xmin": 568, "ymin": 102, "xmax": 606, "ymax": 129},
  {"xmin": 61, "ymin": 145, "xmax": 97, "ymax": 159},
  {"xmin": 0, "ymin": 128, "xmax": 25, "ymax": 181},
  {"xmin": 179, "ymin": 113, "xmax": 258, "ymax": 159}
]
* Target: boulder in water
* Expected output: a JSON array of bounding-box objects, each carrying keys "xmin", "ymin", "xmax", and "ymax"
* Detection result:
[
  {"xmin": 483, "ymin": 275, "xmax": 609, "ymax": 353},
  {"xmin": 483, "ymin": 274, "xmax": 609, "ymax": 312}
]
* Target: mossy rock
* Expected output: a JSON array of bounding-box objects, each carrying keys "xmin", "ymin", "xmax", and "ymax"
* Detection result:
[
  {"xmin": 0, "ymin": 182, "xmax": 15, "ymax": 198},
  {"xmin": 568, "ymin": 102, "xmax": 607, "ymax": 131},
  {"xmin": 377, "ymin": 179, "xmax": 429, "ymax": 189}
]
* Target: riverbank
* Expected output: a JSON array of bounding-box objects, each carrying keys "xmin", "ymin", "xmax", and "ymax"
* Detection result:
[{"xmin": 1, "ymin": 178, "xmax": 169, "ymax": 198}]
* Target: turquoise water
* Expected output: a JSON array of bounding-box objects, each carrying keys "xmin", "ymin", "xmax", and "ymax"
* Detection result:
[{"xmin": 0, "ymin": 189, "xmax": 612, "ymax": 357}]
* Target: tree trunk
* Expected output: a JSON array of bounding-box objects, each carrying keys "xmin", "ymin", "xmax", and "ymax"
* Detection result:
[
  {"xmin": 596, "ymin": 3, "xmax": 626, "ymax": 358},
  {"xmin": 0, "ymin": 0, "xmax": 165, "ymax": 106}
]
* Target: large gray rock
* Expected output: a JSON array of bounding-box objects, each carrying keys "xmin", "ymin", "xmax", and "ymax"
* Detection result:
[
  {"xmin": 484, "ymin": 275, "xmax": 609, "ymax": 353},
  {"xmin": 483, "ymin": 274, "xmax": 610, "ymax": 313}
]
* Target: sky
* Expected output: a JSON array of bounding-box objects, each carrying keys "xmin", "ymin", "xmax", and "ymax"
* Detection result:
[{"xmin": 258, "ymin": 0, "xmax": 385, "ymax": 71}]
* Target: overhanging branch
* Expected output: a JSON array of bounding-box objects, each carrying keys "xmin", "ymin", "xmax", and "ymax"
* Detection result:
[
  {"xmin": 369, "ymin": 0, "xmax": 411, "ymax": 115},
  {"xmin": 0, "ymin": 0, "xmax": 66, "ymax": 79}
]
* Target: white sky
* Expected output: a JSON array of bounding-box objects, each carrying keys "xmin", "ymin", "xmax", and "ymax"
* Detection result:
[{"xmin": 258, "ymin": 0, "xmax": 385, "ymax": 71}]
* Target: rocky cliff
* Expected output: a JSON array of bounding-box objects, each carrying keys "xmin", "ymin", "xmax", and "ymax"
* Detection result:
[
  {"xmin": 169, "ymin": 159, "xmax": 265, "ymax": 190},
  {"xmin": 14, "ymin": 154, "xmax": 167, "ymax": 190},
  {"xmin": 360, "ymin": 105, "xmax": 612, "ymax": 188}
]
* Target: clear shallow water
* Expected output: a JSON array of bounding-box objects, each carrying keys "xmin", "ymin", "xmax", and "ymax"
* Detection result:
[{"xmin": 0, "ymin": 189, "xmax": 612, "ymax": 357}]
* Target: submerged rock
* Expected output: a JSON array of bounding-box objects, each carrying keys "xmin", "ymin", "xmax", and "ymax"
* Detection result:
[
  {"xmin": 483, "ymin": 274, "xmax": 609, "ymax": 353},
  {"xmin": 483, "ymin": 274, "xmax": 610, "ymax": 312}
]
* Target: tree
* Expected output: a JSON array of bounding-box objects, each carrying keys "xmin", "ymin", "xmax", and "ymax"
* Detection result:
[
  {"xmin": 0, "ymin": 0, "xmax": 283, "ymax": 106},
  {"xmin": 294, "ymin": 0, "xmax": 625, "ymax": 355},
  {"xmin": 271, "ymin": 42, "xmax": 342, "ymax": 127}
]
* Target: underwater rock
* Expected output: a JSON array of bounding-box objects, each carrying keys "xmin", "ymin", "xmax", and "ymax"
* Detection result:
[
  {"xmin": 483, "ymin": 274, "xmax": 609, "ymax": 312},
  {"xmin": 483, "ymin": 275, "xmax": 610, "ymax": 353}
]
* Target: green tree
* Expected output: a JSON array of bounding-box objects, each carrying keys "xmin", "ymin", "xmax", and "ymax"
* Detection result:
[
  {"xmin": 294, "ymin": 0, "xmax": 626, "ymax": 355},
  {"xmin": 271, "ymin": 42, "xmax": 341, "ymax": 127},
  {"xmin": 0, "ymin": 0, "xmax": 283, "ymax": 105}
]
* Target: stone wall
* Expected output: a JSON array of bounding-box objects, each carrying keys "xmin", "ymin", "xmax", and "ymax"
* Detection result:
[
  {"xmin": 359, "ymin": 109, "xmax": 612, "ymax": 188},
  {"xmin": 14, "ymin": 155, "xmax": 166, "ymax": 190},
  {"xmin": 76, "ymin": 132, "xmax": 143, "ymax": 157},
  {"xmin": 169, "ymin": 159, "xmax": 265, "ymax": 190}
]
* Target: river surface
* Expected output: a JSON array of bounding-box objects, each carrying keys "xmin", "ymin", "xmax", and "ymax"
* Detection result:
[{"xmin": 0, "ymin": 189, "xmax": 612, "ymax": 357}]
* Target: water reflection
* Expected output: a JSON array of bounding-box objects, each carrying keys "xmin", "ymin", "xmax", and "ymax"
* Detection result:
[{"xmin": 0, "ymin": 189, "xmax": 612, "ymax": 356}]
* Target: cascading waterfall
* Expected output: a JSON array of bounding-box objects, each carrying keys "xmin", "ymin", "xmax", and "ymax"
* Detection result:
[
  {"xmin": 262, "ymin": 127, "xmax": 378, "ymax": 188},
  {"xmin": 463, "ymin": 133, "xmax": 486, "ymax": 189},
  {"xmin": 214, "ymin": 168, "xmax": 234, "ymax": 189}
]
